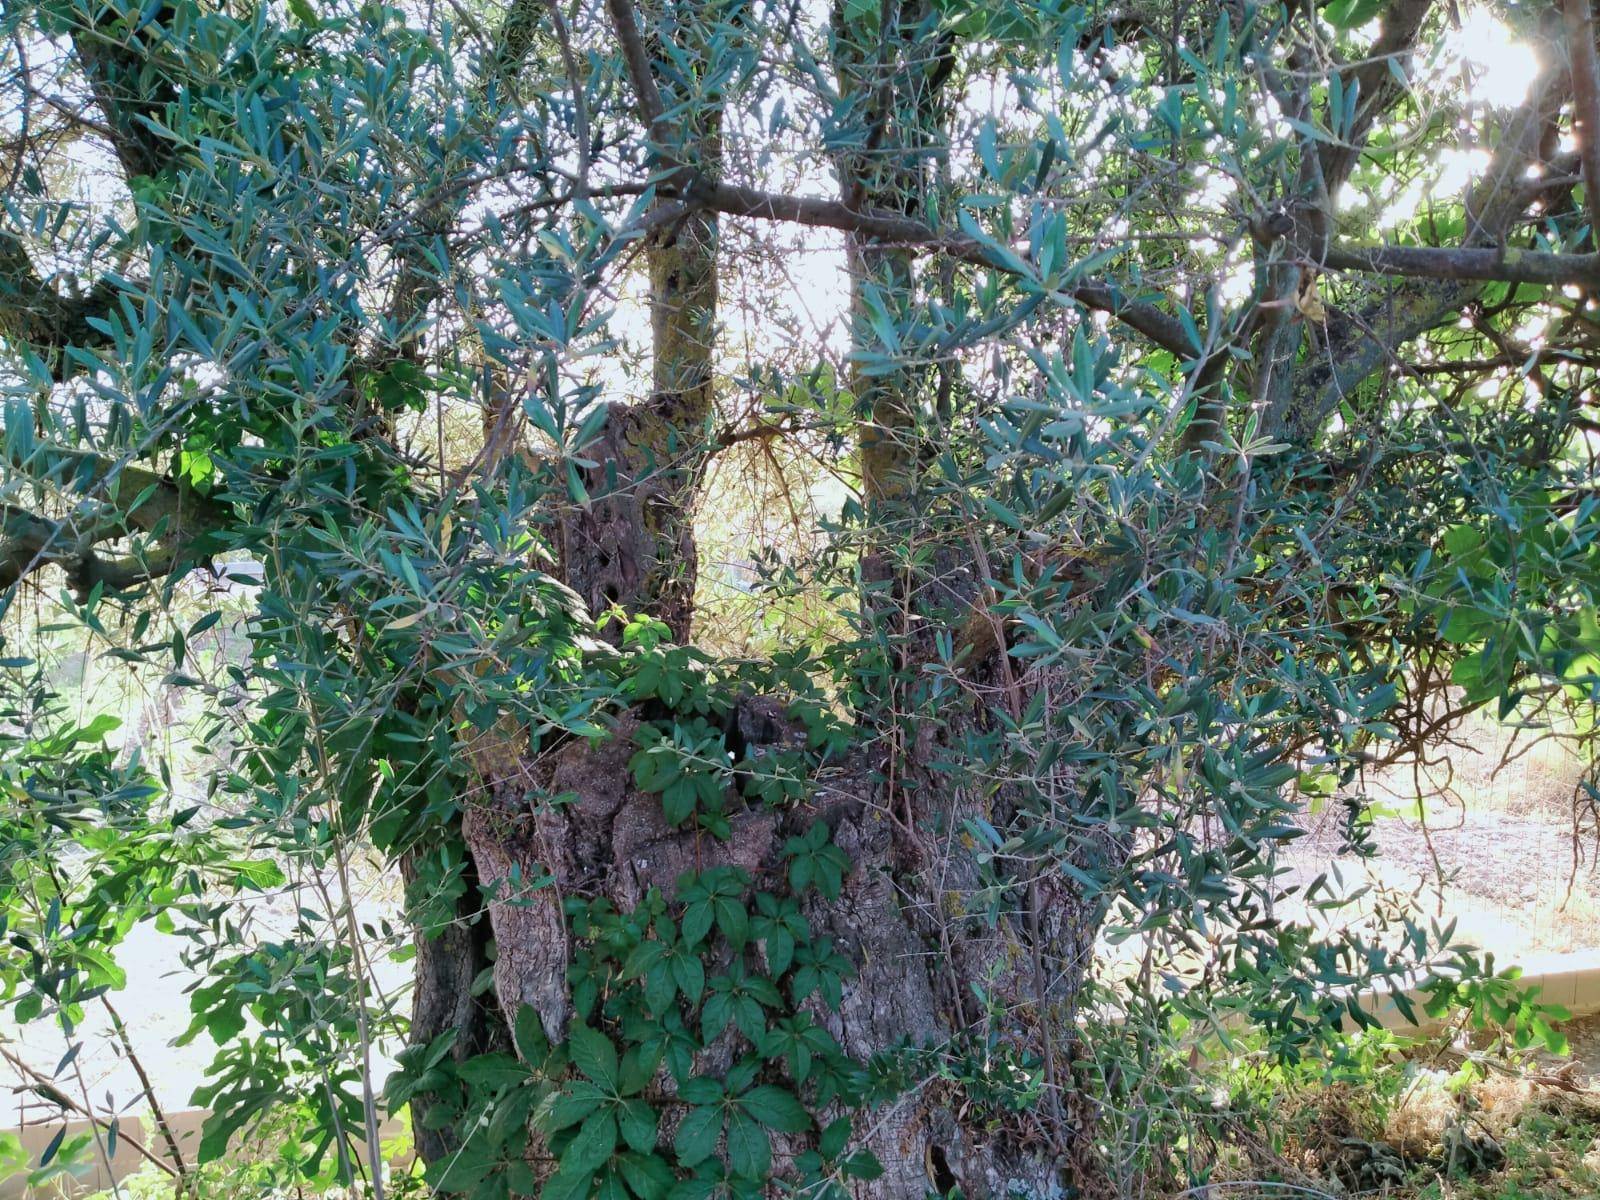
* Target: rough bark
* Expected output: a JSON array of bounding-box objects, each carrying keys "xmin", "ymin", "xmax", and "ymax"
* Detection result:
[
  {"xmin": 451, "ymin": 665, "xmax": 1113, "ymax": 1197},
  {"xmin": 556, "ymin": 217, "xmax": 717, "ymax": 645},
  {"xmin": 562, "ymin": 2, "xmax": 721, "ymax": 643},
  {"xmin": 558, "ymin": 233, "xmax": 716, "ymax": 648},
  {"xmin": 402, "ymin": 849, "xmax": 516, "ymax": 1165},
  {"xmin": 799, "ymin": 4, "xmax": 1109, "ymax": 1192}
]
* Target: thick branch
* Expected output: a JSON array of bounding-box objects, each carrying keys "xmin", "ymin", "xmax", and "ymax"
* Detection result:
[
  {"xmin": 698, "ymin": 181, "xmax": 1201, "ymax": 357},
  {"xmin": 70, "ymin": 12, "xmax": 180, "ymax": 181},
  {"xmin": 1320, "ymin": 0, "xmax": 1435, "ymax": 197},
  {"xmin": 0, "ymin": 507, "xmax": 180, "ymax": 595},
  {"xmin": 603, "ymin": 0, "xmax": 671, "ymax": 151},
  {"xmin": 1321, "ymin": 243, "xmax": 1600, "ymax": 287},
  {"xmin": 601, "ymin": 0, "xmax": 1204, "ymax": 364},
  {"xmin": 0, "ymin": 228, "xmax": 117, "ymax": 380},
  {"xmin": 0, "ymin": 449, "xmax": 229, "ymax": 594},
  {"xmin": 1564, "ymin": 0, "xmax": 1600, "ymax": 245}
]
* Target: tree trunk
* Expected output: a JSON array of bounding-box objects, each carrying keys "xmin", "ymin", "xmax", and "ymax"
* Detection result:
[
  {"xmin": 558, "ymin": 205, "xmax": 718, "ymax": 642},
  {"xmin": 816, "ymin": 4, "xmax": 1110, "ymax": 1190},
  {"xmin": 560, "ymin": 3, "xmax": 721, "ymax": 644},
  {"xmin": 431, "ymin": 4, "xmax": 1112, "ymax": 1194},
  {"xmin": 401, "ymin": 849, "xmax": 515, "ymax": 1165}
]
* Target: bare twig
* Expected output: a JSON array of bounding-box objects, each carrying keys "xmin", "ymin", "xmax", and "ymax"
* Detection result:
[
  {"xmin": 0, "ymin": 1045, "xmax": 179, "ymax": 1180},
  {"xmin": 100, "ymin": 998, "xmax": 191, "ymax": 1189}
]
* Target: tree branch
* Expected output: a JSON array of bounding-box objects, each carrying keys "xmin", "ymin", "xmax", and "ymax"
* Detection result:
[
  {"xmin": 1270, "ymin": 35, "xmax": 1569, "ymax": 444},
  {"xmin": 0, "ymin": 504, "xmax": 182, "ymax": 595},
  {"xmin": 0, "ymin": 227, "xmax": 117, "ymax": 380},
  {"xmin": 697, "ymin": 180, "xmax": 1201, "ymax": 357},
  {"xmin": 0, "ymin": 449, "xmax": 229, "ymax": 595},
  {"xmin": 1320, "ymin": 0, "xmax": 1435, "ymax": 198},
  {"xmin": 69, "ymin": 8, "xmax": 180, "ymax": 181},
  {"xmin": 596, "ymin": 3, "xmax": 1203, "ymax": 361},
  {"xmin": 1320, "ymin": 243, "xmax": 1600, "ymax": 287},
  {"xmin": 1564, "ymin": 0, "xmax": 1600, "ymax": 246},
  {"xmin": 0, "ymin": 1046, "xmax": 179, "ymax": 1182},
  {"xmin": 603, "ymin": 0, "xmax": 671, "ymax": 152}
]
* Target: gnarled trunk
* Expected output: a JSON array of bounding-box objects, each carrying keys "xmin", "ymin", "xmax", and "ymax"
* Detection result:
[
  {"xmin": 560, "ymin": 1, "xmax": 721, "ymax": 644},
  {"xmin": 402, "ymin": 849, "xmax": 515, "ymax": 1165},
  {"xmin": 559, "ymin": 206, "xmax": 719, "ymax": 643}
]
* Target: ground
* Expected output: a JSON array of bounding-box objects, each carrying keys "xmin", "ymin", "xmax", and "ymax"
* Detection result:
[{"xmin": 1281, "ymin": 711, "xmax": 1600, "ymax": 955}]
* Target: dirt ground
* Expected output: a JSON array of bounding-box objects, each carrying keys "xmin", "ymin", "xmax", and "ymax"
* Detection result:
[
  {"xmin": 1558, "ymin": 1013, "xmax": 1600, "ymax": 1085},
  {"xmin": 1279, "ymin": 713, "xmax": 1600, "ymax": 956}
]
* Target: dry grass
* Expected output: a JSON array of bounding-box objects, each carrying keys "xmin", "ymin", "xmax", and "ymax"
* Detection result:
[{"xmin": 1209, "ymin": 1068, "xmax": 1600, "ymax": 1200}]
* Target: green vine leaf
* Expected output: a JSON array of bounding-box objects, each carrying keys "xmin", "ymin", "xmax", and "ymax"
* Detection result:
[
  {"xmin": 569, "ymin": 1023, "xmax": 619, "ymax": 1090},
  {"xmin": 738, "ymin": 1085, "xmax": 810, "ymax": 1132},
  {"xmin": 672, "ymin": 1105, "xmax": 722, "ymax": 1166}
]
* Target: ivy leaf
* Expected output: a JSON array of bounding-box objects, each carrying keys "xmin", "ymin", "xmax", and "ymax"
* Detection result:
[
  {"xmin": 618, "ymin": 1044, "xmax": 662, "ymax": 1097},
  {"xmin": 733, "ymin": 995, "xmax": 767, "ymax": 1042},
  {"xmin": 726, "ymin": 1111, "xmax": 770, "ymax": 1179},
  {"xmin": 666, "ymin": 1175, "xmax": 717, "ymax": 1200},
  {"xmin": 662, "ymin": 774, "xmax": 698, "ymax": 823},
  {"xmin": 714, "ymin": 897, "xmax": 748, "ymax": 947},
  {"xmin": 763, "ymin": 927, "xmax": 794, "ymax": 976},
  {"xmin": 563, "ymin": 1109, "xmax": 619, "ymax": 1175},
  {"xmin": 844, "ymin": 1149, "xmax": 884, "ymax": 1180},
  {"xmin": 641, "ymin": 967, "xmax": 672, "ymax": 1013},
  {"xmin": 458, "ymin": 1052, "xmax": 530, "ymax": 1090},
  {"xmin": 516, "ymin": 1005, "xmax": 551, "ymax": 1063},
  {"xmin": 819, "ymin": 1116, "xmax": 852, "ymax": 1160},
  {"xmin": 1323, "ymin": 0, "xmax": 1382, "ymax": 29},
  {"xmin": 543, "ymin": 1081, "xmax": 608, "ymax": 1132},
  {"xmin": 617, "ymin": 1152, "xmax": 674, "ymax": 1200},
  {"xmin": 701, "ymin": 992, "xmax": 732, "ymax": 1042},
  {"xmin": 621, "ymin": 940, "xmax": 666, "ymax": 980},
  {"xmin": 618, "ymin": 1098, "xmax": 658, "ymax": 1153},
  {"xmin": 670, "ymin": 952, "xmax": 705, "ymax": 1004},
  {"xmin": 678, "ymin": 1077, "xmax": 723, "ymax": 1106},
  {"xmin": 682, "ymin": 900, "xmax": 714, "ymax": 947}
]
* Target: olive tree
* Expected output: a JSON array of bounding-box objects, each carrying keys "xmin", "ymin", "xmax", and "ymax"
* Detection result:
[{"xmin": 2, "ymin": 1, "xmax": 1596, "ymax": 1197}]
